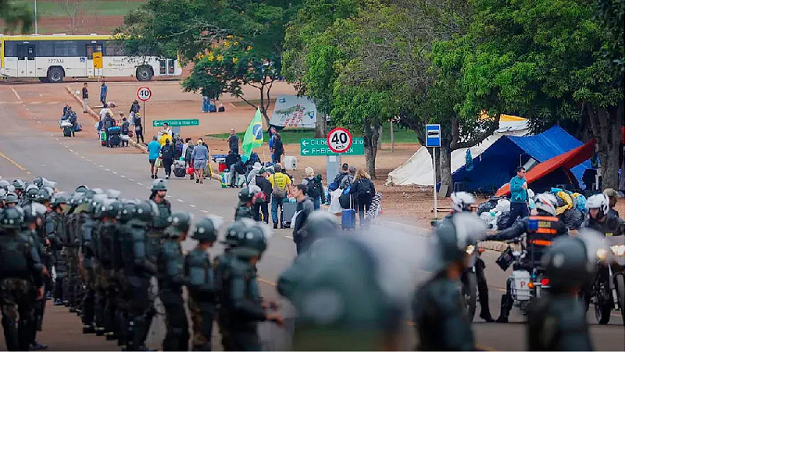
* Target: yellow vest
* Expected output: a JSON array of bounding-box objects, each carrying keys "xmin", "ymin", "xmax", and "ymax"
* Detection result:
[{"xmin": 269, "ymin": 173, "xmax": 291, "ymax": 190}]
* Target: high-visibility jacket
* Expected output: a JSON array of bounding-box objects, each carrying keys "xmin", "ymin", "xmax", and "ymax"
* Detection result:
[{"xmin": 526, "ymin": 215, "xmax": 568, "ymax": 265}]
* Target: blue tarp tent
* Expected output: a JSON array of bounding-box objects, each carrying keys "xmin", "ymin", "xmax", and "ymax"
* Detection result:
[{"xmin": 451, "ymin": 125, "xmax": 592, "ymax": 193}]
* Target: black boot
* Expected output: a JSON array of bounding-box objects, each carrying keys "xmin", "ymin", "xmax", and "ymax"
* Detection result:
[
  {"xmin": 496, "ymin": 294, "xmax": 513, "ymax": 323},
  {"xmin": 1, "ymin": 316, "xmax": 19, "ymax": 351},
  {"xmin": 30, "ymin": 341, "xmax": 49, "ymax": 351}
]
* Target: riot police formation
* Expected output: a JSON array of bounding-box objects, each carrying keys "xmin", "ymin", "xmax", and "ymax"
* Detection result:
[{"xmin": 0, "ymin": 176, "xmax": 619, "ymax": 351}]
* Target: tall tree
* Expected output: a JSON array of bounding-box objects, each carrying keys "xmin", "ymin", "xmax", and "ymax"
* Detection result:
[
  {"xmin": 55, "ymin": 0, "xmax": 88, "ymax": 34},
  {"xmin": 462, "ymin": 0, "xmax": 625, "ymax": 189},
  {"xmin": 117, "ymin": 0, "xmax": 299, "ymax": 121},
  {"xmin": 1, "ymin": 0, "xmax": 33, "ymax": 33}
]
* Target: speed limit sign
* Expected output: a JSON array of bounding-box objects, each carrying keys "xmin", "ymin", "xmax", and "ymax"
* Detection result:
[
  {"xmin": 327, "ymin": 127, "xmax": 353, "ymax": 153},
  {"xmin": 136, "ymin": 86, "xmax": 152, "ymax": 102}
]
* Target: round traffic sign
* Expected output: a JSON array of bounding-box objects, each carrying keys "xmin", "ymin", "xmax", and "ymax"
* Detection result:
[
  {"xmin": 327, "ymin": 128, "xmax": 352, "ymax": 153},
  {"xmin": 137, "ymin": 86, "xmax": 152, "ymax": 102}
]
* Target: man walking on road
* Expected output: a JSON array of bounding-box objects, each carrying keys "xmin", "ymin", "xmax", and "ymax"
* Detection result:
[
  {"xmin": 192, "ymin": 139, "xmax": 209, "ymax": 184},
  {"xmin": 268, "ymin": 165, "xmax": 292, "ymax": 229},
  {"xmin": 81, "ymin": 82, "xmax": 89, "ymax": 113},
  {"xmin": 148, "ymin": 136, "xmax": 161, "ymax": 179},
  {"xmin": 100, "ymin": 81, "xmax": 108, "ymax": 108},
  {"xmin": 291, "ymin": 184, "xmax": 315, "ymax": 254}
]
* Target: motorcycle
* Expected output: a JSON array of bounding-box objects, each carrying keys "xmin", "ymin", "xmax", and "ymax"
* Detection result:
[
  {"xmin": 495, "ymin": 238, "xmax": 550, "ymax": 316},
  {"xmin": 432, "ymin": 218, "xmax": 485, "ymax": 322},
  {"xmin": 586, "ymin": 235, "xmax": 625, "ymax": 324}
]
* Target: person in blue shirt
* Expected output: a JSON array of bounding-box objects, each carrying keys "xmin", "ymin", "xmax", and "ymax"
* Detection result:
[
  {"xmin": 100, "ymin": 81, "xmax": 108, "ymax": 108},
  {"xmin": 147, "ymin": 136, "xmax": 161, "ymax": 179},
  {"xmin": 506, "ymin": 166, "xmax": 530, "ymax": 225}
]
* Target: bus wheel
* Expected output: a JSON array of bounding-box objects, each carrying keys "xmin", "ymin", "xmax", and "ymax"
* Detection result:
[
  {"xmin": 136, "ymin": 66, "xmax": 154, "ymax": 81},
  {"xmin": 47, "ymin": 67, "xmax": 65, "ymax": 83}
]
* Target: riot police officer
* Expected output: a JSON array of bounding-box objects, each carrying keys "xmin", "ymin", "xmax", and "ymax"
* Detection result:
[
  {"xmin": 1, "ymin": 206, "xmax": 45, "ymax": 351},
  {"xmin": 217, "ymin": 223, "xmax": 280, "ymax": 351},
  {"xmin": 98, "ymin": 200, "xmax": 123, "ymax": 342},
  {"xmin": 484, "ymin": 193, "xmax": 569, "ymax": 322},
  {"xmin": 185, "ymin": 216, "xmax": 221, "ymax": 351},
  {"xmin": 79, "ymin": 191, "xmax": 105, "ymax": 333},
  {"xmin": 119, "ymin": 200, "xmax": 158, "ymax": 351},
  {"xmin": 158, "ymin": 212, "xmax": 191, "ymax": 351},
  {"xmin": 278, "ymin": 231, "xmax": 405, "ymax": 351},
  {"xmin": 5, "ymin": 193, "xmax": 19, "ymax": 208},
  {"xmin": 527, "ymin": 232, "xmax": 605, "ymax": 351},
  {"xmin": 20, "ymin": 203, "xmax": 50, "ymax": 350},
  {"xmin": 47, "ymin": 193, "xmax": 69, "ymax": 307},
  {"xmin": 412, "ymin": 213, "xmax": 486, "ymax": 351},
  {"xmin": 149, "ymin": 179, "xmax": 172, "ymax": 231},
  {"xmin": 234, "ymin": 186, "xmax": 262, "ymax": 221},
  {"xmin": 63, "ymin": 192, "xmax": 82, "ymax": 312},
  {"xmin": 91, "ymin": 199, "xmax": 116, "ymax": 337}
]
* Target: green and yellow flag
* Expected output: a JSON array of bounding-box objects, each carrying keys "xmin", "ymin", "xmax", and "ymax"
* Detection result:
[{"xmin": 241, "ymin": 109, "xmax": 265, "ymax": 162}]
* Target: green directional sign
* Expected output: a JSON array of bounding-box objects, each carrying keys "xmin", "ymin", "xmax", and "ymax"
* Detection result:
[
  {"xmin": 300, "ymin": 138, "xmax": 365, "ymax": 156},
  {"xmin": 152, "ymin": 119, "xmax": 199, "ymax": 127}
]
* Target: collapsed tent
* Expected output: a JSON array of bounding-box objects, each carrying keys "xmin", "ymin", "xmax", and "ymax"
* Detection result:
[
  {"xmin": 451, "ymin": 125, "xmax": 592, "ymax": 194},
  {"xmin": 385, "ymin": 115, "xmax": 530, "ymax": 186},
  {"xmin": 495, "ymin": 138, "xmax": 596, "ymax": 197}
]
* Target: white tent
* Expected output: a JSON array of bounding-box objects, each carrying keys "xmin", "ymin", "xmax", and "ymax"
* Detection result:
[{"xmin": 386, "ymin": 115, "xmax": 531, "ymax": 186}]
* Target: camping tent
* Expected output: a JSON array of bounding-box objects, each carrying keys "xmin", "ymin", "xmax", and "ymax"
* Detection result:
[
  {"xmin": 450, "ymin": 125, "xmax": 593, "ymax": 194},
  {"xmin": 495, "ymin": 138, "xmax": 596, "ymax": 197},
  {"xmin": 385, "ymin": 115, "xmax": 530, "ymax": 186}
]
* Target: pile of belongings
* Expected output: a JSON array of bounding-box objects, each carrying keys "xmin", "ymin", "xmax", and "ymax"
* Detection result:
[{"xmin": 477, "ymin": 188, "xmax": 588, "ymax": 231}]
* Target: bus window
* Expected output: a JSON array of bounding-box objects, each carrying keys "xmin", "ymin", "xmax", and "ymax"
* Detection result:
[
  {"xmin": 17, "ymin": 44, "xmax": 35, "ymax": 60},
  {"xmin": 159, "ymin": 59, "xmax": 166, "ymax": 75},
  {"xmin": 168, "ymin": 59, "xmax": 175, "ymax": 74},
  {"xmin": 86, "ymin": 44, "xmax": 95, "ymax": 57},
  {"xmin": 55, "ymin": 41, "xmax": 79, "ymax": 57},
  {"xmin": 38, "ymin": 41, "xmax": 54, "ymax": 57}
]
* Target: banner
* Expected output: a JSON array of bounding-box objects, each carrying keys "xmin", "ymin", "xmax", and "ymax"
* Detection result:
[
  {"xmin": 271, "ymin": 96, "xmax": 318, "ymax": 129},
  {"xmin": 241, "ymin": 109, "xmax": 264, "ymax": 162}
]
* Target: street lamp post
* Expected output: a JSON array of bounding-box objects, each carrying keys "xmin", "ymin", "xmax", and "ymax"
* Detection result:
[{"xmin": 34, "ymin": 0, "xmax": 39, "ymax": 34}]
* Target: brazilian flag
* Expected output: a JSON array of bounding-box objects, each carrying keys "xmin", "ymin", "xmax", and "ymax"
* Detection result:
[{"xmin": 241, "ymin": 109, "xmax": 264, "ymax": 162}]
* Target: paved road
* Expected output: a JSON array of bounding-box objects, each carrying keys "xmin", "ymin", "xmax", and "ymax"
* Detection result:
[{"xmin": 0, "ymin": 82, "xmax": 624, "ymax": 351}]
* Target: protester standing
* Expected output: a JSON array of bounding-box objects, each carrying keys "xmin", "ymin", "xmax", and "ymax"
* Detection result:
[
  {"xmin": 81, "ymin": 82, "xmax": 89, "ymax": 113},
  {"xmin": 505, "ymin": 166, "xmax": 530, "ymax": 225},
  {"xmin": 224, "ymin": 150, "xmax": 240, "ymax": 188},
  {"xmin": 161, "ymin": 137, "xmax": 175, "ymax": 179},
  {"xmin": 130, "ymin": 100, "xmax": 140, "ymax": 115},
  {"xmin": 228, "ymin": 129, "xmax": 239, "ymax": 155},
  {"xmin": 291, "ymin": 184, "xmax": 315, "ymax": 254},
  {"xmin": 271, "ymin": 132, "xmax": 284, "ymax": 164},
  {"xmin": 100, "ymin": 81, "xmax": 108, "ymax": 108},
  {"xmin": 120, "ymin": 117, "xmax": 130, "ymax": 147},
  {"xmin": 268, "ymin": 165, "xmax": 292, "ymax": 229},
  {"xmin": 254, "ymin": 169, "xmax": 272, "ymax": 223},
  {"xmin": 301, "ymin": 167, "xmax": 324, "ymax": 210},
  {"xmin": 192, "ymin": 139, "xmax": 209, "ymax": 184},
  {"xmin": 133, "ymin": 113, "xmax": 144, "ymax": 144}
]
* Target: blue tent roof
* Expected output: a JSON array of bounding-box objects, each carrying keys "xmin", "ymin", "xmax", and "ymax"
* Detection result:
[{"xmin": 452, "ymin": 125, "xmax": 592, "ymax": 193}]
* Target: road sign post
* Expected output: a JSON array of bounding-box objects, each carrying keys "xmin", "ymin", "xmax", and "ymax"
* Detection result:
[
  {"xmin": 426, "ymin": 124, "xmax": 441, "ymax": 218},
  {"xmin": 327, "ymin": 128, "xmax": 353, "ymax": 153},
  {"xmin": 302, "ymin": 134, "xmax": 364, "ymax": 188},
  {"xmin": 137, "ymin": 86, "xmax": 151, "ymax": 136},
  {"xmin": 152, "ymin": 119, "xmax": 199, "ymax": 140}
]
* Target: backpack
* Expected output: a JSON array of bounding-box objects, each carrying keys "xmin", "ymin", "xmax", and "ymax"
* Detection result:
[
  {"xmin": 0, "ymin": 236, "xmax": 31, "ymax": 277},
  {"xmin": 305, "ymin": 177, "xmax": 320, "ymax": 198},
  {"xmin": 272, "ymin": 173, "xmax": 289, "ymax": 198},
  {"xmin": 161, "ymin": 143, "xmax": 174, "ymax": 160}
]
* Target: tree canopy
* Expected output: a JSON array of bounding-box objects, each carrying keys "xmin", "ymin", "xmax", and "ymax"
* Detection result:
[{"xmin": 1, "ymin": 0, "xmax": 33, "ymax": 33}]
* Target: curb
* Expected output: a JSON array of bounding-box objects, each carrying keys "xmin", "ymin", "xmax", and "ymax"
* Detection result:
[{"xmin": 64, "ymin": 86, "xmax": 147, "ymax": 155}]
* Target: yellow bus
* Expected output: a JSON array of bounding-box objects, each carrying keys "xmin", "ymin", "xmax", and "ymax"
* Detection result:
[{"xmin": 0, "ymin": 33, "xmax": 181, "ymax": 82}]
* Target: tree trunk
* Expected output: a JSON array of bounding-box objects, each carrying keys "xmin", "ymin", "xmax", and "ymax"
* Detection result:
[
  {"xmin": 363, "ymin": 117, "xmax": 380, "ymax": 179},
  {"xmin": 438, "ymin": 141, "xmax": 453, "ymax": 196},
  {"xmin": 587, "ymin": 104, "xmax": 622, "ymax": 190},
  {"xmin": 314, "ymin": 105, "xmax": 327, "ymax": 138},
  {"xmin": 376, "ymin": 124, "xmax": 383, "ymax": 150}
]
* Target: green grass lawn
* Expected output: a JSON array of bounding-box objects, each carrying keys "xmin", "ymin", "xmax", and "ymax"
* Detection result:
[
  {"xmin": 12, "ymin": 0, "xmax": 143, "ymax": 18},
  {"xmin": 208, "ymin": 128, "xmax": 421, "ymax": 145}
]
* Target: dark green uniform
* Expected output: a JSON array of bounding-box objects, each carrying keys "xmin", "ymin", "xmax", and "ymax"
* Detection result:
[
  {"xmin": 157, "ymin": 239, "xmax": 187, "ymax": 351},
  {"xmin": 185, "ymin": 247, "xmax": 216, "ymax": 351},
  {"xmin": 0, "ymin": 226, "xmax": 44, "ymax": 351},
  {"xmin": 119, "ymin": 216, "xmax": 157, "ymax": 351},
  {"xmin": 21, "ymin": 226, "xmax": 48, "ymax": 344},
  {"xmin": 45, "ymin": 208, "xmax": 67, "ymax": 306},
  {"xmin": 526, "ymin": 293, "xmax": 593, "ymax": 351},
  {"xmin": 96, "ymin": 217, "xmax": 120, "ymax": 338},
  {"xmin": 412, "ymin": 275, "xmax": 476, "ymax": 351},
  {"xmin": 217, "ymin": 255, "xmax": 266, "ymax": 351},
  {"xmin": 63, "ymin": 203, "xmax": 81, "ymax": 311},
  {"xmin": 234, "ymin": 202, "xmax": 254, "ymax": 221}
]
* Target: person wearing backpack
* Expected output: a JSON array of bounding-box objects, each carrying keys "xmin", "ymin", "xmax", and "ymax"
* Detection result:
[
  {"xmin": 268, "ymin": 164, "xmax": 292, "ymax": 229},
  {"xmin": 271, "ymin": 132, "xmax": 284, "ymax": 164},
  {"xmin": 302, "ymin": 167, "xmax": 324, "ymax": 210},
  {"xmin": 160, "ymin": 137, "xmax": 176, "ymax": 179},
  {"xmin": 352, "ymin": 169, "xmax": 376, "ymax": 229}
]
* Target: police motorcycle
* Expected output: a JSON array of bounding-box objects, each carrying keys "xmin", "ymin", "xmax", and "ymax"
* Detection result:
[
  {"xmin": 587, "ymin": 235, "xmax": 625, "ymax": 324},
  {"xmin": 495, "ymin": 237, "xmax": 550, "ymax": 316},
  {"xmin": 431, "ymin": 192, "xmax": 486, "ymax": 322}
]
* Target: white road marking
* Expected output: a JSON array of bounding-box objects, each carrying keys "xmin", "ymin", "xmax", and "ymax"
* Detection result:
[
  {"xmin": 99, "ymin": 165, "xmax": 104, "ymax": 168},
  {"xmin": 137, "ymin": 182, "xmax": 143, "ymax": 186},
  {"xmin": 200, "ymin": 209, "xmax": 209, "ymax": 213},
  {"xmin": 128, "ymin": 178, "xmax": 135, "ymax": 182},
  {"xmin": 177, "ymin": 199, "xmax": 184, "ymax": 202},
  {"xmin": 105, "ymin": 168, "xmax": 111, "ymax": 172},
  {"xmin": 11, "ymin": 88, "xmax": 22, "ymax": 102},
  {"xmin": 112, "ymin": 171, "xmax": 117, "ymax": 175},
  {"xmin": 189, "ymin": 204, "xmax": 196, "ymax": 208}
]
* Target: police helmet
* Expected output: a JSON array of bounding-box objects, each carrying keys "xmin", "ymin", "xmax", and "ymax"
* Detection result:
[
  {"xmin": 191, "ymin": 216, "xmax": 220, "ymax": 243},
  {"xmin": 90, "ymin": 194, "xmax": 109, "ymax": 218},
  {"xmin": 238, "ymin": 186, "xmax": 254, "ymax": 202},
  {"xmin": 52, "ymin": 192, "xmax": 70, "ymax": 207},
  {"xmin": 118, "ymin": 200, "xmax": 138, "ymax": 223},
  {"xmin": 106, "ymin": 189, "xmax": 121, "ymax": 200},
  {"xmin": 222, "ymin": 220, "xmax": 249, "ymax": 247},
  {"xmin": 0, "ymin": 188, "xmax": 6, "ymax": 199},
  {"xmin": 151, "ymin": 179, "xmax": 168, "ymax": 192},
  {"xmin": 25, "ymin": 185, "xmax": 39, "ymax": 200},
  {"xmin": 231, "ymin": 223, "xmax": 271, "ymax": 258},
  {"xmin": 33, "ymin": 176, "xmax": 44, "ymax": 188},
  {"xmin": 75, "ymin": 185, "xmax": 88, "ymax": 193},
  {"xmin": 12, "ymin": 179, "xmax": 25, "ymax": 190},
  {"xmin": 131, "ymin": 200, "xmax": 156, "ymax": 225},
  {"xmin": 450, "ymin": 192, "xmax": 477, "ymax": 213},
  {"xmin": 0, "ymin": 206, "xmax": 24, "ymax": 229},
  {"xmin": 430, "ymin": 212, "xmax": 487, "ymax": 271},
  {"xmin": 586, "ymin": 194, "xmax": 609, "ymax": 219},
  {"xmin": 164, "ymin": 212, "xmax": 192, "ymax": 237},
  {"xmin": 5, "ymin": 193, "xmax": 19, "ymax": 205},
  {"xmin": 0, "ymin": 180, "xmax": 11, "ymax": 190},
  {"xmin": 36, "ymin": 188, "xmax": 52, "ymax": 204},
  {"xmin": 541, "ymin": 231, "xmax": 605, "ymax": 291}
]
